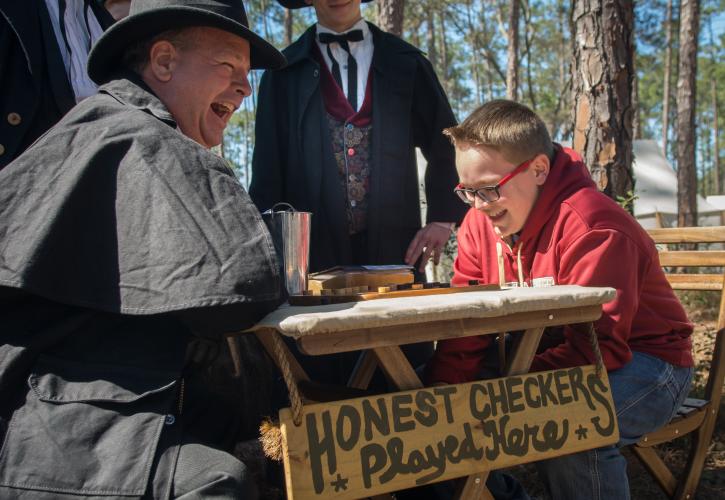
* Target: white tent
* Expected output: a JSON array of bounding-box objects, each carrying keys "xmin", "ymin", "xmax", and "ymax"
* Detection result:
[
  {"xmin": 632, "ymin": 140, "xmax": 722, "ymax": 228},
  {"xmin": 706, "ymin": 195, "xmax": 725, "ymax": 211}
]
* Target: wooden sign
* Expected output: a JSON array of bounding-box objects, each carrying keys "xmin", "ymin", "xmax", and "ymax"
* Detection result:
[{"xmin": 279, "ymin": 365, "xmax": 618, "ymax": 499}]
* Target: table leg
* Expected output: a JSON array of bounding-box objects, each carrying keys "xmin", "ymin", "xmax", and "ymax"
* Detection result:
[
  {"xmin": 226, "ymin": 336, "xmax": 243, "ymax": 377},
  {"xmin": 456, "ymin": 472, "xmax": 494, "ymax": 500},
  {"xmin": 457, "ymin": 326, "xmax": 545, "ymax": 499},
  {"xmin": 505, "ymin": 326, "xmax": 546, "ymax": 376},
  {"xmin": 371, "ymin": 346, "xmax": 423, "ymax": 390},
  {"xmin": 348, "ymin": 351, "xmax": 378, "ymax": 389}
]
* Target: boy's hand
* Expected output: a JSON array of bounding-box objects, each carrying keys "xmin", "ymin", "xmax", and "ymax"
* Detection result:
[{"xmin": 405, "ymin": 222, "xmax": 454, "ymax": 272}]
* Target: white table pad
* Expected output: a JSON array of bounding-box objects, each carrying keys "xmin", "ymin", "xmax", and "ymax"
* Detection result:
[{"xmin": 249, "ymin": 285, "xmax": 616, "ymax": 339}]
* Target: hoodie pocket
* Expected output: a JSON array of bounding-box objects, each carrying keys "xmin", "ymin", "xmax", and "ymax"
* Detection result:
[{"xmin": 0, "ymin": 355, "xmax": 177, "ymax": 497}]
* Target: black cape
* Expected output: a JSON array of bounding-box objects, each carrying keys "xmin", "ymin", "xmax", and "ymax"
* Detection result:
[{"xmin": 0, "ymin": 74, "xmax": 281, "ymax": 318}]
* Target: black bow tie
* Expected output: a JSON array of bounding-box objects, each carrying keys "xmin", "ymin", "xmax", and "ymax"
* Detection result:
[
  {"xmin": 318, "ymin": 30, "xmax": 364, "ymax": 110},
  {"xmin": 318, "ymin": 30, "xmax": 364, "ymax": 46}
]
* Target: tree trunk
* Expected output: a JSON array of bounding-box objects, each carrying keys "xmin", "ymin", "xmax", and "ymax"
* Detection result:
[
  {"xmin": 572, "ymin": 0, "xmax": 636, "ymax": 206},
  {"xmin": 466, "ymin": 0, "xmax": 482, "ymax": 105},
  {"xmin": 481, "ymin": 2, "xmax": 506, "ymax": 85},
  {"xmin": 632, "ymin": 66, "xmax": 640, "ymax": 139},
  {"xmin": 714, "ymin": 77, "xmax": 721, "ymax": 194},
  {"xmin": 479, "ymin": 2, "xmax": 495, "ymax": 101},
  {"xmin": 377, "ymin": 0, "xmax": 405, "ymax": 36},
  {"xmin": 558, "ymin": 0, "xmax": 567, "ymax": 93},
  {"xmin": 439, "ymin": 9, "xmax": 449, "ymax": 94},
  {"xmin": 426, "ymin": 7, "xmax": 437, "ymax": 71},
  {"xmin": 698, "ymin": 126, "xmax": 708, "ymax": 195},
  {"xmin": 709, "ymin": 19, "xmax": 720, "ymax": 194},
  {"xmin": 284, "ymin": 8, "xmax": 293, "ymax": 46},
  {"xmin": 662, "ymin": 0, "xmax": 673, "ymax": 156},
  {"xmin": 521, "ymin": 0, "xmax": 536, "ymax": 109},
  {"xmin": 506, "ymin": 0, "xmax": 520, "ymax": 100},
  {"xmin": 260, "ymin": 0, "xmax": 271, "ymax": 40},
  {"xmin": 676, "ymin": 0, "xmax": 700, "ymax": 227},
  {"xmin": 551, "ymin": 0, "xmax": 572, "ymax": 137}
]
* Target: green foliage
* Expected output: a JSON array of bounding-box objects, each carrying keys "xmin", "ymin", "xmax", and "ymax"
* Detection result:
[
  {"xmin": 223, "ymin": 0, "xmax": 724, "ymax": 201},
  {"xmin": 615, "ymin": 190, "xmax": 639, "ymax": 212}
]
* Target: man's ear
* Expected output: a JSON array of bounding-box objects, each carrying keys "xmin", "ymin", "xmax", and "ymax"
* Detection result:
[
  {"xmin": 532, "ymin": 153, "xmax": 550, "ymax": 186},
  {"xmin": 147, "ymin": 40, "xmax": 177, "ymax": 83}
]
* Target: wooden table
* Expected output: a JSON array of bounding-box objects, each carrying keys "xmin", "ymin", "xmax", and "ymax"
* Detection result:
[{"xmin": 241, "ymin": 285, "xmax": 616, "ymax": 499}]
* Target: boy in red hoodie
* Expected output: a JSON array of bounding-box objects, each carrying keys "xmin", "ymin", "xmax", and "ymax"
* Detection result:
[{"xmin": 425, "ymin": 100, "xmax": 693, "ymax": 499}]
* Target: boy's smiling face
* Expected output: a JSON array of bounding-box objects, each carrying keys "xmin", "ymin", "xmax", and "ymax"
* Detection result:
[{"xmin": 455, "ymin": 142, "xmax": 549, "ymax": 238}]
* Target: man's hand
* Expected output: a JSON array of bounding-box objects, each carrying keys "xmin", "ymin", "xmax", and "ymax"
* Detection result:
[{"xmin": 405, "ymin": 222, "xmax": 454, "ymax": 272}]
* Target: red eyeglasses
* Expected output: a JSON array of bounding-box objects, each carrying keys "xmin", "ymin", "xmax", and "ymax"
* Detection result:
[{"xmin": 454, "ymin": 157, "xmax": 533, "ymax": 205}]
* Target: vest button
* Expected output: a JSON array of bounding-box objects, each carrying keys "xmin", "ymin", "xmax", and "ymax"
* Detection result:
[
  {"xmin": 7, "ymin": 112, "xmax": 22, "ymax": 126},
  {"xmin": 313, "ymin": 69, "xmax": 319, "ymax": 77},
  {"xmin": 164, "ymin": 414, "xmax": 176, "ymax": 425},
  {"xmin": 347, "ymin": 148, "xmax": 355, "ymax": 157},
  {"xmin": 0, "ymin": 144, "xmax": 4, "ymax": 156}
]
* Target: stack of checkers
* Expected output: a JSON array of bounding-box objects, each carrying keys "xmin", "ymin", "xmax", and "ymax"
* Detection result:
[
  {"xmin": 303, "ymin": 282, "xmax": 448, "ymax": 296},
  {"xmin": 288, "ymin": 281, "xmax": 499, "ymax": 306}
]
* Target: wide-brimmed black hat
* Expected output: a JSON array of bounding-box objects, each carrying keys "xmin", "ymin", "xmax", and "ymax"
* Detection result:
[
  {"xmin": 277, "ymin": 0, "xmax": 372, "ymax": 9},
  {"xmin": 88, "ymin": 0, "xmax": 286, "ymax": 84}
]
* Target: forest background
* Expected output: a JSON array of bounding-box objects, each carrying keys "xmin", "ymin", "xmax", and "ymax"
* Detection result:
[{"xmin": 224, "ymin": 0, "xmax": 724, "ymax": 210}]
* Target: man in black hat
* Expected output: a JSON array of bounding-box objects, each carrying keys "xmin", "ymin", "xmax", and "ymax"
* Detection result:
[
  {"xmin": 0, "ymin": 1, "xmax": 286, "ymax": 498},
  {"xmin": 250, "ymin": 0, "xmax": 466, "ymax": 385}
]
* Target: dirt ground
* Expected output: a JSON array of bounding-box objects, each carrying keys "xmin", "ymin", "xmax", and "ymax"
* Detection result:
[{"xmin": 507, "ymin": 299, "xmax": 725, "ymax": 499}]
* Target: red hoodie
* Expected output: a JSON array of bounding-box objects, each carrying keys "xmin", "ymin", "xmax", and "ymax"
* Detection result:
[{"xmin": 425, "ymin": 146, "xmax": 693, "ymax": 385}]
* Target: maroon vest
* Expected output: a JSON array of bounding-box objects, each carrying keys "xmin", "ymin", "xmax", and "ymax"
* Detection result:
[{"xmin": 314, "ymin": 44, "xmax": 373, "ymax": 235}]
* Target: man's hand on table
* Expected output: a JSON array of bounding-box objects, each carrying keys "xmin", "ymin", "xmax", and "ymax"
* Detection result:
[{"xmin": 405, "ymin": 222, "xmax": 455, "ymax": 272}]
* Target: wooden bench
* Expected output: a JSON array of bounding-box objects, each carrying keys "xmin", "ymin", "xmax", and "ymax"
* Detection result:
[{"xmin": 630, "ymin": 226, "xmax": 725, "ymax": 500}]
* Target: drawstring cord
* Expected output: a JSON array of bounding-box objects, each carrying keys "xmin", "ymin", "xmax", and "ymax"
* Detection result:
[
  {"xmin": 496, "ymin": 242, "xmax": 505, "ymax": 287},
  {"xmin": 516, "ymin": 245, "xmax": 525, "ymax": 287},
  {"xmin": 497, "ymin": 239, "xmax": 527, "ymax": 287}
]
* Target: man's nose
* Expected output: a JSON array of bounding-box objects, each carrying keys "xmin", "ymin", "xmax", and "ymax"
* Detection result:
[{"xmin": 234, "ymin": 72, "xmax": 252, "ymax": 98}]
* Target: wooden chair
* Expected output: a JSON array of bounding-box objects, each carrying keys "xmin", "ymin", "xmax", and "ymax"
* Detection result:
[{"xmin": 630, "ymin": 226, "xmax": 725, "ymax": 500}]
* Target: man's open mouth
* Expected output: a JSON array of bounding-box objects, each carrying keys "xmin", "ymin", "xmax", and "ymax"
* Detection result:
[{"xmin": 211, "ymin": 102, "xmax": 235, "ymax": 120}]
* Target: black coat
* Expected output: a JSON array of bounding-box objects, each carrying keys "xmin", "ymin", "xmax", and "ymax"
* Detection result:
[
  {"xmin": 250, "ymin": 23, "xmax": 467, "ymax": 272},
  {"xmin": 0, "ymin": 0, "xmax": 114, "ymax": 170},
  {"xmin": 0, "ymin": 75, "xmax": 281, "ymax": 498}
]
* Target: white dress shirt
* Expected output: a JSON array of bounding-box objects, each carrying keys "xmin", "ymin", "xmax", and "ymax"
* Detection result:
[
  {"xmin": 44, "ymin": 0, "xmax": 105, "ymax": 102},
  {"xmin": 315, "ymin": 19, "xmax": 373, "ymax": 112}
]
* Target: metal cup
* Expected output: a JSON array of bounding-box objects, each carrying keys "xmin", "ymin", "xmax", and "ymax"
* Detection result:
[{"xmin": 262, "ymin": 203, "xmax": 311, "ymax": 295}]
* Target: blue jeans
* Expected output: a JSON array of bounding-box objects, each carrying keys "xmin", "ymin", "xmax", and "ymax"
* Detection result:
[
  {"xmin": 534, "ymin": 351, "xmax": 693, "ymax": 500},
  {"xmin": 419, "ymin": 349, "xmax": 692, "ymax": 500}
]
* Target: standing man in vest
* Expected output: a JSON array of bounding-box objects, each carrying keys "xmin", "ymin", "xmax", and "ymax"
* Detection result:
[{"xmin": 251, "ymin": 0, "xmax": 465, "ymax": 275}]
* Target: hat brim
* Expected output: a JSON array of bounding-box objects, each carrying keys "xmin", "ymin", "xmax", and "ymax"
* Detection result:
[
  {"xmin": 278, "ymin": 0, "xmax": 372, "ymax": 9},
  {"xmin": 87, "ymin": 6, "xmax": 286, "ymax": 84}
]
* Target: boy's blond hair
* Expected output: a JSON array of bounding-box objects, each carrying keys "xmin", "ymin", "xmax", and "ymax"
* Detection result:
[{"xmin": 443, "ymin": 99, "xmax": 554, "ymax": 165}]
